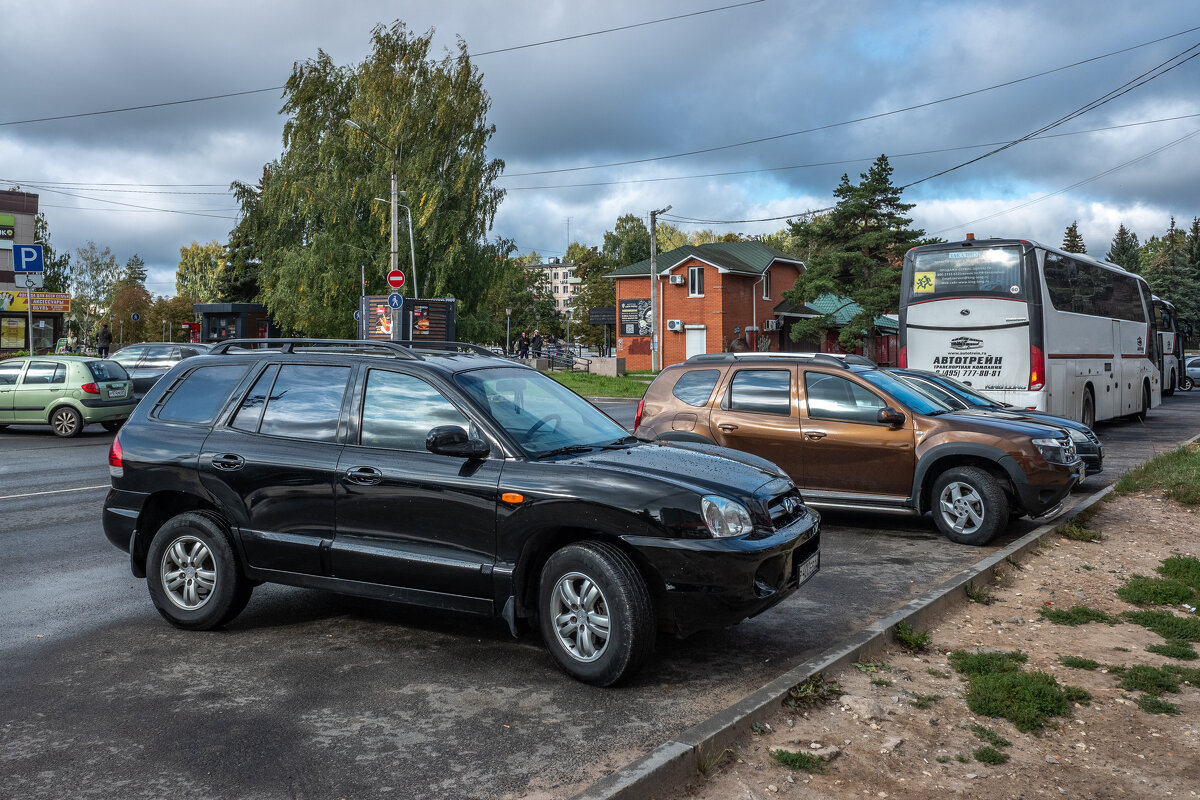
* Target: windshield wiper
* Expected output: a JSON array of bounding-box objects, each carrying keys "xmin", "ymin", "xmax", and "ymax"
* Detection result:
[
  {"xmin": 600, "ymin": 435, "xmax": 640, "ymax": 449},
  {"xmin": 533, "ymin": 444, "xmax": 597, "ymax": 460}
]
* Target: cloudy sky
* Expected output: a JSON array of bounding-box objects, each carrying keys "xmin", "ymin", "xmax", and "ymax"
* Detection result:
[{"xmin": 5, "ymin": 0, "xmax": 1199, "ymax": 297}]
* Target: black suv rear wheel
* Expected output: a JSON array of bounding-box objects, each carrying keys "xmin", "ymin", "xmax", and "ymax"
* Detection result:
[
  {"xmin": 146, "ymin": 512, "xmax": 252, "ymax": 630},
  {"xmin": 538, "ymin": 541, "xmax": 655, "ymax": 686},
  {"xmin": 931, "ymin": 467, "xmax": 1009, "ymax": 545}
]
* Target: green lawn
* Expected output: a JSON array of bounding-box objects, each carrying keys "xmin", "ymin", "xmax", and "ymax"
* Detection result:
[{"xmin": 546, "ymin": 371, "xmax": 651, "ymax": 398}]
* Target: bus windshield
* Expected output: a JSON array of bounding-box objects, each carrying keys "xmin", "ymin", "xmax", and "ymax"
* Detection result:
[{"xmin": 908, "ymin": 246, "xmax": 1025, "ymax": 302}]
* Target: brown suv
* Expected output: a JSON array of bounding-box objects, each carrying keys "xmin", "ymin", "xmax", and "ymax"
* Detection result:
[{"xmin": 636, "ymin": 353, "xmax": 1084, "ymax": 545}]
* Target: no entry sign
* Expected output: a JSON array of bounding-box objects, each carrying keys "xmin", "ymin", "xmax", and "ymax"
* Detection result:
[{"xmin": 387, "ymin": 269, "xmax": 406, "ymax": 289}]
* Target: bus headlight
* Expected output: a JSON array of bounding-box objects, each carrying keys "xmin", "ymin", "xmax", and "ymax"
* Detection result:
[
  {"xmin": 701, "ymin": 496, "xmax": 754, "ymax": 538},
  {"xmin": 1032, "ymin": 437, "xmax": 1076, "ymax": 464}
]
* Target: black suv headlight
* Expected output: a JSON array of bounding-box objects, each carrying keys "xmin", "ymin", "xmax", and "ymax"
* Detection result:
[
  {"xmin": 1032, "ymin": 436, "xmax": 1076, "ymax": 464},
  {"xmin": 700, "ymin": 495, "xmax": 754, "ymax": 537}
]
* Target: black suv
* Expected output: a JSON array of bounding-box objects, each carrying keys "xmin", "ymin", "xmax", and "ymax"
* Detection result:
[{"xmin": 103, "ymin": 340, "xmax": 820, "ymax": 685}]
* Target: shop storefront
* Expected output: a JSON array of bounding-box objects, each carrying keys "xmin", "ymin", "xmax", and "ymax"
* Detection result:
[{"xmin": 0, "ymin": 290, "xmax": 69, "ymax": 353}]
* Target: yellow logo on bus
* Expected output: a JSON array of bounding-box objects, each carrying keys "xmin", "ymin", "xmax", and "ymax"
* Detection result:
[{"xmin": 913, "ymin": 272, "xmax": 936, "ymax": 293}]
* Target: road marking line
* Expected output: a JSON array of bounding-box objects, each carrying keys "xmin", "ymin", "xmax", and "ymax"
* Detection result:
[{"xmin": 0, "ymin": 484, "xmax": 109, "ymax": 500}]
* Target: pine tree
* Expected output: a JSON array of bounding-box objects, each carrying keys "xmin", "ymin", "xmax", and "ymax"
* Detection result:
[
  {"xmin": 783, "ymin": 154, "xmax": 930, "ymax": 355},
  {"xmin": 1106, "ymin": 224, "xmax": 1140, "ymax": 272},
  {"xmin": 1061, "ymin": 221, "xmax": 1086, "ymax": 254}
]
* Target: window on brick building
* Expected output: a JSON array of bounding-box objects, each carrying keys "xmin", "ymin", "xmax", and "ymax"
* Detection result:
[
  {"xmin": 762, "ymin": 271, "xmax": 771, "ymax": 300},
  {"xmin": 688, "ymin": 266, "xmax": 704, "ymax": 297}
]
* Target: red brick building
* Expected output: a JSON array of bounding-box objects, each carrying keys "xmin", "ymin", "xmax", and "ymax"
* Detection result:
[{"xmin": 608, "ymin": 242, "xmax": 804, "ymax": 371}]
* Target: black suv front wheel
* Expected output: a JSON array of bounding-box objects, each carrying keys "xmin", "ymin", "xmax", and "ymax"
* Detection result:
[
  {"xmin": 147, "ymin": 512, "xmax": 252, "ymax": 630},
  {"xmin": 931, "ymin": 467, "xmax": 1009, "ymax": 545},
  {"xmin": 538, "ymin": 542, "xmax": 655, "ymax": 686}
]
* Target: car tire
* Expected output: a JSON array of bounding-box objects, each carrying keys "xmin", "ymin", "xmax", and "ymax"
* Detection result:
[
  {"xmin": 538, "ymin": 541, "xmax": 655, "ymax": 686},
  {"xmin": 931, "ymin": 466, "xmax": 1009, "ymax": 546},
  {"xmin": 1183, "ymin": 375, "xmax": 1195, "ymax": 391},
  {"xmin": 50, "ymin": 406, "xmax": 84, "ymax": 438},
  {"xmin": 101, "ymin": 420, "xmax": 124, "ymax": 433},
  {"xmin": 1081, "ymin": 389, "xmax": 1096, "ymax": 431},
  {"xmin": 146, "ymin": 511, "xmax": 252, "ymax": 630}
]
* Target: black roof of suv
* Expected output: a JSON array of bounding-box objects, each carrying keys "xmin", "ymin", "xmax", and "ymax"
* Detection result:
[{"xmin": 103, "ymin": 339, "xmax": 820, "ymax": 685}]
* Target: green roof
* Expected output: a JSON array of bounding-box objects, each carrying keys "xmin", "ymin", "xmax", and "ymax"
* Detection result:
[
  {"xmin": 802, "ymin": 294, "xmax": 899, "ymax": 333},
  {"xmin": 608, "ymin": 241, "xmax": 802, "ymax": 279}
]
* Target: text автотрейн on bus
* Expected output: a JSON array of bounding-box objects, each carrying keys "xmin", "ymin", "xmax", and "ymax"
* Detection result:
[{"xmin": 899, "ymin": 236, "xmax": 1160, "ymax": 429}]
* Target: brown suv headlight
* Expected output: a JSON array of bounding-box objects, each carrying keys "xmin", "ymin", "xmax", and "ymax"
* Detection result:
[
  {"xmin": 701, "ymin": 496, "xmax": 754, "ymax": 537},
  {"xmin": 1032, "ymin": 437, "xmax": 1075, "ymax": 464}
]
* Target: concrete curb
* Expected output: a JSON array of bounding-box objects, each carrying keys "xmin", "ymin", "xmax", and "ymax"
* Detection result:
[{"xmin": 572, "ymin": 484, "xmax": 1120, "ymax": 800}]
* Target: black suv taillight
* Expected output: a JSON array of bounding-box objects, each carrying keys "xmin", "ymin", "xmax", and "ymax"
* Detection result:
[{"xmin": 108, "ymin": 435, "xmax": 123, "ymax": 468}]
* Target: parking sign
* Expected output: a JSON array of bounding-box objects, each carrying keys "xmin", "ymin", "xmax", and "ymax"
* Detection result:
[{"xmin": 14, "ymin": 244, "xmax": 45, "ymax": 272}]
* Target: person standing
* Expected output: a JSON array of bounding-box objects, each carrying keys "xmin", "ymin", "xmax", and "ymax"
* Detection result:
[
  {"xmin": 66, "ymin": 330, "xmax": 79, "ymax": 353},
  {"xmin": 517, "ymin": 331, "xmax": 530, "ymax": 358},
  {"xmin": 97, "ymin": 324, "xmax": 113, "ymax": 358},
  {"xmin": 531, "ymin": 330, "xmax": 543, "ymax": 358}
]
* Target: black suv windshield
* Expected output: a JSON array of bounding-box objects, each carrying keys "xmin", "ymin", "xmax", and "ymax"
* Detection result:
[
  {"xmin": 857, "ymin": 369, "xmax": 952, "ymax": 415},
  {"xmin": 455, "ymin": 366, "xmax": 630, "ymax": 457},
  {"xmin": 922, "ymin": 372, "xmax": 1002, "ymax": 407}
]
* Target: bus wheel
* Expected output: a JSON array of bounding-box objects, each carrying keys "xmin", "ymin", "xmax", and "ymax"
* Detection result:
[
  {"xmin": 1081, "ymin": 389, "xmax": 1096, "ymax": 431},
  {"xmin": 1164, "ymin": 370, "xmax": 1175, "ymax": 397},
  {"xmin": 1133, "ymin": 382, "xmax": 1150, "ymax": 422}
]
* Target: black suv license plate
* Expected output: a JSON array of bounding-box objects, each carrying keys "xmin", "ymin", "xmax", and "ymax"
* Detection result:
[{"xmin": 793, "ymin": 553, "xmax": 819, "ymax": 588}]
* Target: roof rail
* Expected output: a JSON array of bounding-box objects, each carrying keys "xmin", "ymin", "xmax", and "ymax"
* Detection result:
[
  {"xmin": 208, "ymin": 338, "xmax": 421, "ymax": 359},
  {"xmin": 391, "ymin": 340, "xmax": 498, "ymax": 356},
  {"xmin": 685, "ymin": 352, "xmax": 854, "ymax": 370}
]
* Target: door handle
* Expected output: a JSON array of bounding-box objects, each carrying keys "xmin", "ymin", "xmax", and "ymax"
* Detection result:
[
  {"xmin": 803, "ymin": 431, "xmax": 827, "ymax": 440},
  {"xmin": 344, "ymin": 466, "xmax": 383, "ymax": 485},
  {"xmin": 717, "ymin": 423, "xmax": 739, "ymax": 432},
  {"xmin": 211, "ymin": 453, "xmax": 245, "ymax": 471}
]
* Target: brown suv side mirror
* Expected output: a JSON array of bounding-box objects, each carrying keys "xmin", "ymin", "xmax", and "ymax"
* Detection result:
[
  {"xmin": 877, "ymin": 407, "xmax": 906, "ymax": 427},
  {"xmin": 426, "ymin": 425, "xmax": 491, "ymax": 458}
]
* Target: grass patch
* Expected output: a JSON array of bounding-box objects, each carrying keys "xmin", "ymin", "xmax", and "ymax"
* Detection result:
[
  {"xmin": 1113, "ymin": 443, "xmax": 1200, "ymax": 505},
  {"xmin": 1059, "ymin": 521, "xmax": 1103, "ymax": 542},
  {"xmin": 697, "ymin": 746, "xmax": 732, "ymax": 776},
  {"xmin": 1121, "ymin": 609, "xmax": 1200, "ymax": 641},
  {"xmin": 1147, "ymin": 640, "xmax": 1198, "ymax": 660},
  {"xmin": 783, "ymin": 673, "xmax": 842, "ymax": 709},
  {"xmin": 895, "ymin": 621, "xmax": 932, "ymax": 652},
  {"xmin": 1163, "ymin": 664, "xmax": 1200, "ymax": 684},
  {"xmin": 853, "ymin": 661, "xmax": 890, "ymax": 673},
  {"xmin": 768, "ymin": 748, "xmax": 826, "ymax": 773},
  {"xmin": 1063, "ymin": 686, "xmax": 1092, "ymax": 705},
  {"xmin": 973, "ymin": 746, "xmax": 1009, "ymax": 765},
  {"xmin": 1059, "ymin": 655, "xmax": 1099, "ymax": 670},
  {"xmin": 871, "ymin": 678, "xmax": 893, "ymax": 687},
  {"xmin": 1116, "ymin": 574, "xmax": 1197, "ymax": 607},
  {"xmin": 955, "ymin": 754, "xmax": 970, "ymax": 764},
  {"xmin": 1135, "ymin": 694, "xmax": 1180, "ymax": 715},
  {"xmin": 926, "ymin": 668, "xmax": 951, "ymax": 679},
  {"xmin": 964, "ymin": 582, "xmax": 994, "ymax": 605},
  {"xmin": 1110, "ymin": 664, "xmax": 1179, "ymax": 695},
  {"xmin": 935, "ymin": 755, "xmax": 950, "ymax": 764},
  {"xmin": 949, "ymin": 649, "xmax": 1070, "ymax": 733},
  {"xmin": 970, "ymin": 724, "xmax": 1011, "ymax": 748},
  {"xmin": 544, "ymin": 371, "xmax": 649, "ymax": 399},
  {"xmin": 1038, "ymin": 605, "xmax": 1118, "ymax": 626},
  {"xmin": 1158, "ymin": 556, "xmax": 1200, "ymax": 591},
  {"xmin": 909, "ymin": 693, "xmax": 941, "ymax": 710}
]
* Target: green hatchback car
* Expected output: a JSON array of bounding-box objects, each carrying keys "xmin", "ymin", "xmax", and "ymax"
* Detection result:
[{"xmin": 0, "ymin": 356, "xmax": 137, "ymax": 437}]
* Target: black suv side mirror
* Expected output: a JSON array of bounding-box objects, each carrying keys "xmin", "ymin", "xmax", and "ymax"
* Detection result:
[
  {"xmin": 426, "ymin": 425, "xmax": 491, "ymax": 459},
  {"xmin": 877, "ymin": 407, "xmax": 907, "ymax": 427}
]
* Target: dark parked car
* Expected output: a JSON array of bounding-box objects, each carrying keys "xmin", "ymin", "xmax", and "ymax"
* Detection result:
[
  {"xmin": 109, "ymin": 342, "xmax": 212, "ymax": 400},
  {"xmin": 888, "ymin": 368, "xmax": 1103, "ymax": 476},
  {"xmin": 103, "ymin": 340, "xmax": 820, "ymax": 685},
  {"xmin": 636, "ymin": 353, "xmax": 1084, "ymax": 546}
]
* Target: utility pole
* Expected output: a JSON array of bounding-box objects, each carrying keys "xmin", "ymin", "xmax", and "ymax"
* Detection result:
[{"xmin": 649, "ymin": 205, "xmax": 671, "ymax": 371}]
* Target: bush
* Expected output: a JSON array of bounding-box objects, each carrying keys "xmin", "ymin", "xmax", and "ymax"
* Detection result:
[{"xmin": 769, "ymin": 749, "xmax": 826, "ymax": 773}]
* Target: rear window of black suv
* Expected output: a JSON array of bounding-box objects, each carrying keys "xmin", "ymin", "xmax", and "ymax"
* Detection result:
[{"xmin": 155, "ymin": 364, "xmax": 250, "ymax": 424}]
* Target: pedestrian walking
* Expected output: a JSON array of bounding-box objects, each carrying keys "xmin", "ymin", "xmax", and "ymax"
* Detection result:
[{"xmin": 97, "ymin": 324, "xmax": 113, "ymax": 358}]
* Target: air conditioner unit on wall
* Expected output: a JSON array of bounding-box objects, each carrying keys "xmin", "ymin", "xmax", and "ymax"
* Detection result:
[
  {"xmin": 667, "ymin": 319, "xmax": 684, "ymax": 332},
  {"xmin": 764, "ymin": 319, "xmax": 781, "ymax": 331},
  {"xmin": 668, "ymin": 275, "xmax": 685, "ymax": 285}
]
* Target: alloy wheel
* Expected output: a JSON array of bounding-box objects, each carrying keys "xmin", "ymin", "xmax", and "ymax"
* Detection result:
[
  {"xmin": 938, "ymin": 481, "xmax": 985, "ymax": 535},
  {"xmin": 549, "ymin": 571, "xmax": 611, "ymax": 662},
  {"xmin": 159, "ymin": 535, "xmax": 217, "ymax": 611}
]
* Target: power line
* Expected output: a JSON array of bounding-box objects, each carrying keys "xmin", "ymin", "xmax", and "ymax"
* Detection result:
[
  {"xmin": 502, "ymin": 113, "xmax": 1200, "ymax": 190},
  {"xmin": 497, "ymin": 23, "xmax": 1200, "ymax": 178},
  {"xmin": 1, "ymin": 179, "xmax": 239, "ymax": 220},
  {"xmin": 1, "ymin": 2, "xmax": 766, "ymax": 127}
]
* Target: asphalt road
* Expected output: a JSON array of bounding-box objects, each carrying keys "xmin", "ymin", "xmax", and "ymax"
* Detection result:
[{"xmin": 2, "ymin": 393, "xmax": 1198, "ymax": 799}]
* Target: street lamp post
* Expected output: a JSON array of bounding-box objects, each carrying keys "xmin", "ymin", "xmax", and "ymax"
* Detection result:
[
  {"xmin": 565, "ymin": 308, "xmax": 573, "ymax": 356},
  {"xmin": 345, "ymin": 119, "xmax": 405, "ymax": 340},
  {"xmin": 648, "ymin": 205, "xmax": 672, "ymax": 371},
  {"xmin": 398, "ymin": 191, "xmax": 418, "ymax": 301},
  {"xmin": 505, "ymin": 305, "xmax": 512, "ymax": 354}
]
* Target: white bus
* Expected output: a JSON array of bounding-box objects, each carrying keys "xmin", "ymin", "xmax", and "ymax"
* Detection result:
[
  {"xmin": 899, "ymin": 237, "xmax": 1160, "ymax": 429},
  {"xmin": 1152, "ymin": 295, "xmax": 1182, "ymax": 396}
]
